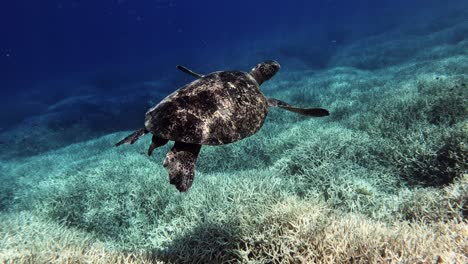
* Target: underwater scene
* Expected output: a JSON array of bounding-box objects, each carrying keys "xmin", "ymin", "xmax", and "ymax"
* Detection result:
[{"xmin": 1, "ymin": 0, "xmax": 467, "ymax": 263}]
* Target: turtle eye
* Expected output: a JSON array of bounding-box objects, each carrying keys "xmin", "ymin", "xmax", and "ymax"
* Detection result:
[
  {"xmin": 261, "ymin": 63, "xmax": 279, "ymax": 79},
  {"xmin": 262, "ymin": 67, "xmax": 272, "ymax": 77}
]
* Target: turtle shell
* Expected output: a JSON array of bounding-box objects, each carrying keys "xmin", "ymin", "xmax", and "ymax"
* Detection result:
[{"xmin": 144, "ymin": 71, "xmax": 268, "ymax": 145}]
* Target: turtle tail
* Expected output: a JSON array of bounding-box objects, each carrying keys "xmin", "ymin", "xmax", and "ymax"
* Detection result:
[{"xmin": 115, "ymin": 128, "xmax": 148, "ymax": 146}]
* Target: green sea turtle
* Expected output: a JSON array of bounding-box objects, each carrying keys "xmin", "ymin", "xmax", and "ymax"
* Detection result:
[{"xmin": 116, "ymin": 60, "xmax": 329, "ymax": 192}]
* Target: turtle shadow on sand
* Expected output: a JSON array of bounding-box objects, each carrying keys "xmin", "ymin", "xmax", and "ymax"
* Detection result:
[
  {"xmin": 116, "ymin": 60, "xmax": 330, "ymax": 192},
  {"xmin": 155, "ymin": 221, "xmax": 244, "ymax": 263}
]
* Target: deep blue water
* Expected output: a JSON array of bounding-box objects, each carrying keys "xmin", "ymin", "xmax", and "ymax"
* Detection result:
[{"xmin": 0, "ymin": 0, "xmax": 466, "ymax": 129}]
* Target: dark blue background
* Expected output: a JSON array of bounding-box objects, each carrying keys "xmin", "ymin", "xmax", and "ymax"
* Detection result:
[{"xmin": 0, "ymin": 0, "xmax": 465, "ymax": 128}]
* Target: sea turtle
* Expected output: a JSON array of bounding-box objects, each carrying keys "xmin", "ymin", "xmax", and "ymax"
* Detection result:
[{"xmin": 116, "ymin": 60, "xmax": 329, "ymax": 192}]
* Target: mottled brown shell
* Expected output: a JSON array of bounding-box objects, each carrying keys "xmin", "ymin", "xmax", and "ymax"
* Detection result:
[{"xmin": 144, "ymin": 71, "xmax": 268, "ymax": 145}]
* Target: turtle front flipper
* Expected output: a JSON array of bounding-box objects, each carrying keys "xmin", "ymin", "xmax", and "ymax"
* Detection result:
[
  {"xmin": 163, "ymin": 142, "xmax": 202, "ymax": 192},
  {"xmin": 267, "ymin": 98, "xmax": 330, "ymax": 117},
  {"xmin": 176, "ymin": 65, "xmax": 205, "ymax": 78}
]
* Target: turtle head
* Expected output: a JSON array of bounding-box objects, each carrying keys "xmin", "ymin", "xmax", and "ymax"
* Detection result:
[{"xmin": 250, "ymin": 60, "xmax": 281, "ymax": 85}]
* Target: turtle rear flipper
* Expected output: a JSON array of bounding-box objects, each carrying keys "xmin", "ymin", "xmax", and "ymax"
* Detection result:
[
  {"xmin": 163, "ymin": 142, "xmax": 202, "ymax": 192},
  {"xmin": 268, "ymin": 98, "xmax": 329, "ymax": 117},
  {"xmin": 176, "ymin": 65, "xmax": 205, "ymax": 78},
  {"xmin": 148, "ymin": 135, "xmax": 169, "ymax": 156},
  {"xmin": 115, "ymin": 128, "xmax": 148, "ymax": 146}
]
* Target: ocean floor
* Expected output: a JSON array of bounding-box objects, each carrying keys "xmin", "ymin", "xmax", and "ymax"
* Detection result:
[{"xmin": 1, "ymin": 16, "xmax": 467, "ymax": 264}]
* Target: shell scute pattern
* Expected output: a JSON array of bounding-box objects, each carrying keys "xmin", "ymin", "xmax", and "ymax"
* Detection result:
[{"xmin": 145, "ymin": 71, "xmax": 268, "ymax": 145}]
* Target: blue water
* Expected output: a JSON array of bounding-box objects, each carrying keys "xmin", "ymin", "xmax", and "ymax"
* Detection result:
[
  {"xmin": 1, "ymin": 1, "xmax": 467, "ymax": 262},
  {"xmin": 0, "ymin": 0, "xmax": 464, "ymax": 156},
  {"xmin": 1, "ymin": 1, "xmax": 466, "ymax": 127},
  {"xmin": 0, "ymin": 1, "xmax": 454, "ymax": 85}
]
